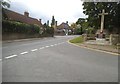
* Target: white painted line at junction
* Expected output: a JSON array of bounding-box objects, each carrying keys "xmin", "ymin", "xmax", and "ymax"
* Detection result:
[
  {"xmin": 20, "ymin": 51, "xmax": 28, "ymax": 55},
  {"xmin": 31, "ymin": 49, "xmax": 38, "ymax": 52},
  {"xmin": 45, "ymin": 46, "xmax": 50, "ymax": 48},
  {"xmin": 5, "ymin": 55, "xmax": 18, "ymax": 59}
]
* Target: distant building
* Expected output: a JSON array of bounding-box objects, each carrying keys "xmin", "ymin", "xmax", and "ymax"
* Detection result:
[
  {"xmin": 55, "ymin": 21, "xmax": 73, "ymax": 35},
  {"xmin": 3, "ymin": 9, "xmax": 42, "ymax": 27}
]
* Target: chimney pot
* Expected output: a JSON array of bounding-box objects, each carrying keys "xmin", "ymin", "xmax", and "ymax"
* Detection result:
[
  {"xmin": 24, "ymin": 11, "xmax": 29, "ymax": 17},
  {"xmin": 55, "ymin": 21, "xmax": 57, "ymax": 26},
  {"xmin": 66, "ymin": 21, "xmax": 68, "ymax": 24},
  {"xmin": 39, "ymin": 19, "xmax": 41, "ymax": 23}
]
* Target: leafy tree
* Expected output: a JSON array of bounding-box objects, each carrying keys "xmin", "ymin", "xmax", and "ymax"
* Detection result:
[
  {"xmin": 76, "ymin": 18, "xmax": 86, "ymax": 34},
  {"xmin": 43, "ymin": 23, "xmax": 54, "ymax": 36},
  {"xmin": 82, "ymin": 2, "xmax": 120, "ymax": 33},
  {"xmin": 70, "ymin": 23, "xmax": 77, "ymax": 29},
  {"xmin": 76, "ymin": 18, "xmax": 85, "ymax": 25},
  {"xmin": 2, "ymin": 0, "xmax": 11, "ymax": 20},
  {"xmin": 74, "ymin": 28, "xmax": 81, "ymax": 35},
  {"xmin": 81, "ymin": 21, "xmax": 89, "ymax": 33},
  {"xmin": 1, "ymin": 0, "xmax": 10, "ymax": 8}
]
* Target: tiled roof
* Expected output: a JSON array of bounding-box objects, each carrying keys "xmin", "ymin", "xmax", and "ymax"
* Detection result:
[
  {"xmin": 3, "ymin": 9, "xmax": 42, "ymax": 27},
  {"xmin": 57, "ymin": 22, "xmax": 71, "ymax": 29}
]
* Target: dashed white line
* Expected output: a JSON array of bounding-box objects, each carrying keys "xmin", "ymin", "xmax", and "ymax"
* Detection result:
[
  {"xmin": 54, "ymin": 44, "xmax": 57, "ymax": 46},
  {"xmin": 31, "ymin": 49, "xmax": 38, "ymax": 52},
  {"xmin": 4, "ymin": 42, "xmax": 66, "ymax": 60},
  {"xmin": 39, "ymin": 47, "xmax": 45, "ymax": 49},
  {"xmin": 20, "ymin": 51, "xmax": 28, "ymax": 55},
  {"xmin": 50, "ymin": 45, "xmax": 54, "ymax": 47},
  {"xmin": 45, "ymin": 46, "xmax": 50, "ymax": 48},
  {"xmin": 5, "ymin": 55, "xmax": 17, "ymax": 59}
]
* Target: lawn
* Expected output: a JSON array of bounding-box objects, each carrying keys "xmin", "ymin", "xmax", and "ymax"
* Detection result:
[{"xmin": 69, "ymin": 36, "xmax": 84, "ymax": 43}]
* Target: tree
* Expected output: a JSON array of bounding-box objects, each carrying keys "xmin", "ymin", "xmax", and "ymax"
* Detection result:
[
  {"xmin": 51, "ymin": 16, "xmax": 55, "ymax": 28},
  {"xmin": 43, "ymin": 23, "xmax": 54, "ymax": 36},
  {"xmin": 76, "ymin": 18, "xmax": 85, "ymax": 25},
  {"xmin": 1, "ymin": 0, "xmax": 11, "ymax": 20},
  {"xmin": 82, "ymin": 2, "xmax": 120, "ymax": 33},
  {"xmin": 76, "ymin": 18, "xmax": 86, "ymax": 34},
  {"xmin": 1, "ymin": 0, "xmax": 10, "ymax": 8},
  {"xmin": 70, "ymin": 23, "xmax": 77, "ymax": 29}
]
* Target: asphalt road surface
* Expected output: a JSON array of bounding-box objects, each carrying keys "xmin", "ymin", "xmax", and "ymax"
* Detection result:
[{"xmin": 2, "ymin": 35, "xmax": 118, "ymax": 82}]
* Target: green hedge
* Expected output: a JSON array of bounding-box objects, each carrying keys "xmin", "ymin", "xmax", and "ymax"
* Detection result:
[
  {"xmin": 41, "ymin": 27, "xmax": 54, "ymax": 37},
  {"xmin": 2, "ymin": 20, "xmax": 41, "ymax": 34}
]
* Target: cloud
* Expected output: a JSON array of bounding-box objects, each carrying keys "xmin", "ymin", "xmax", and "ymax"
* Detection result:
[{"xmin": 9, "ymin": 0, "xmax": 87, "ymax": 25}]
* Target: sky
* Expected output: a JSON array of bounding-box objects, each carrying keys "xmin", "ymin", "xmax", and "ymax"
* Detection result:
[{"xmin": 8, "ymin": 0, "xmax": 88, "ymax": 25}]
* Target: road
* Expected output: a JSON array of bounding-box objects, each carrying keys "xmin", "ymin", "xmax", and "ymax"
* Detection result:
[{"xmin": 2, "ymin": 35, "xmax": 118, "ymax": 82}]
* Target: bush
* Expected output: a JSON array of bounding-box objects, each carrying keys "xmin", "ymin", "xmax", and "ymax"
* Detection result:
[
  {"xmin": 74, "ymin": 28, "xmax": 82, "ymax": 35},
  {"xmin": 42, "ymin": 27, "xmax": 54, "ymax": 37}
]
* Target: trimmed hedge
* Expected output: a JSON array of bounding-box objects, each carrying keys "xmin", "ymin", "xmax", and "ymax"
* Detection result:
[{"xmin": 2, "ymin": 20, "xmax": 41, "ymax": 34}]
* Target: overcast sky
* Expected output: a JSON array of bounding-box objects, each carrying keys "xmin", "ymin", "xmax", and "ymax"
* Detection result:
[{"xmin": 8, "ymin": 0, "xmax": 88, "ymax": 25}]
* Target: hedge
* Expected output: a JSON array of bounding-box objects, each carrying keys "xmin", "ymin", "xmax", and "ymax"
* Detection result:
[{"xmin": 2, "ymin": 20, "xmax": 41, "ymax": 34}]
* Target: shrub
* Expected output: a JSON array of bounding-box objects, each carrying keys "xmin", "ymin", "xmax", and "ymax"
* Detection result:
[{"xmin": 42, "ymin": 27, "xmax": 54, "ymax": 37}]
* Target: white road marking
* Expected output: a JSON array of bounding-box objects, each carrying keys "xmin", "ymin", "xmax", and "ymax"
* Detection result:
[
  {"xmin": 20, "ymin": 51, "xmax": 28, "ymax": 55},
  {"xmin": 50, "ymin": 45, "xmax": 54, "ymax": 47},
  {"xmin": 0, "ymin": 59, "xmax": 2, "ymax": 61},
  {"xmin": 5, "ymin": 55, "xmax": 17, "ymax": 59},
  {"xmin": 31, "ymin": 49, "xmax": 38, "ymax": 52},
  {"xmin": 45, "ymin": 46, "xmax": 50, "ymax": 48},
  {"xmin": 54, "ymin": 44, "xmax": 57, "ymax": 46},
  {"xmin": 39, "ymin": 47, "xmax": 45, "ymax": 49}
]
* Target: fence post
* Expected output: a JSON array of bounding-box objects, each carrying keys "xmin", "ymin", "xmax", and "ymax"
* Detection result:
[{"xmin": 109, "ymin": 34, "xmax": 113, "ymax": 45}]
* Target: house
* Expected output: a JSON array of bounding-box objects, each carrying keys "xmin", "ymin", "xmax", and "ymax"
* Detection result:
[
  {"xmin": 3, "ymin": 8, "xmax": 42, "ymax": 27},
  {"xmin": 55, "ymin": 21, "xmax": 72, "ymax": 35}
]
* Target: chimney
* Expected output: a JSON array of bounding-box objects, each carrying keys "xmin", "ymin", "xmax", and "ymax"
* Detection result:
[
  {"xmin": 55, "ymin": 21, "xmax": 57, "ymax": 27},
  {"xmin": 39, "ymin": 19, "xmax": 42, "ymax": 23},
  {"xmin": 47, "ymin": 20, "xmax": 49, "ymax": 26},
  {"xmin": 24, "ymin": 11, "xmax": 29, "ymax": 17},
  {"xmin": 66, "ymin": 21, "xmax": 68, "ymax": 24}
]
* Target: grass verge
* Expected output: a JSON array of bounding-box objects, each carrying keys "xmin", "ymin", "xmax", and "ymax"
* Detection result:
[{"xmin": 69, "ymin": 36, "xmax": 84, "ymax": 43}]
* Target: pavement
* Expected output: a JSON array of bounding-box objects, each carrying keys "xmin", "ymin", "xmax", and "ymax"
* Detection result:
[
  {"xmin": 2, "ymin": 37, "xmax": 55, "ymax": 43},
  {"xmin": 1, "ymin": 35, "xmax": 118, "ymax": 82},
  {"xmin": 74, "ymin": 42, "xmax": 119, "ymax": 55}
]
